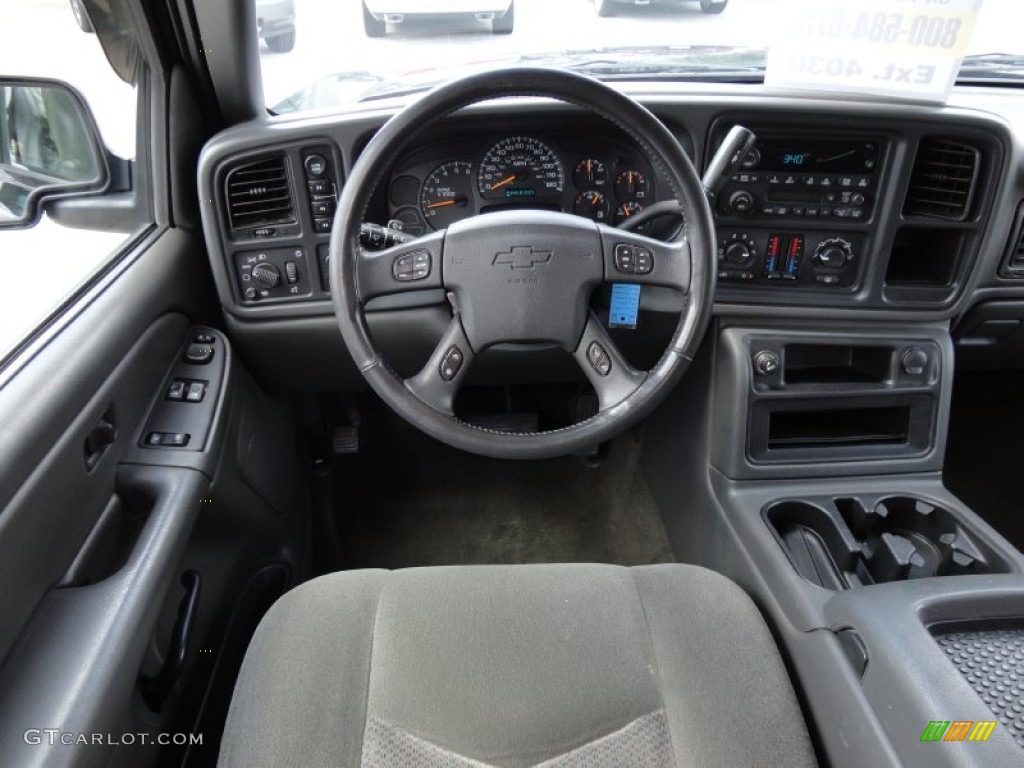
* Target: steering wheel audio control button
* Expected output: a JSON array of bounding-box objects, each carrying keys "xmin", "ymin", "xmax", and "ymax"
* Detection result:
[
  {"xmin": 393, "ymin": 250, "xmax": 432, "ymax": 282},
  {"xmin": 614, "ymin": 244, "xmax": 635, "ymax": 273},
  {"xmin": 614, "ymin": 243, "xmax": 653, "ymax": 275},
  {"xmin": 587, "ymin": 342, "xmax": 612, "ymax": 377},
  {"xmin": 440, "ymin": 345, "xmax": 465, "ymax": 381}
]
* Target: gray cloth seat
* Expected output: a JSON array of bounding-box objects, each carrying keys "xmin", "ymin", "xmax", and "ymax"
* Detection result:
[{"xmin": 218, "ymin": 564, "xmax": 816, "ymax": 767}]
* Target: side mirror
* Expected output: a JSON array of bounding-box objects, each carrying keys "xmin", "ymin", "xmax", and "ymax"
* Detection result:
[{"xmin": 0, "ymin": 77, "xmax": 110, "ymax": 229}]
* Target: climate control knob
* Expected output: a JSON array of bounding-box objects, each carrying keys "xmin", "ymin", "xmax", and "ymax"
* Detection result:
[
  {"xmin": 813, "ymin": 238, "xmax": 854, "ymax": 270},
  {"xmin": 724, "ymin": 242, "xmax": 751, "ymax": 265},
  {"xmin": 251, "ymin": 263, "xmax": 281, "ymax": 289}
]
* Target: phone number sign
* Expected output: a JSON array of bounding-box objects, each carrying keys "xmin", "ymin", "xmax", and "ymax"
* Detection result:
[{"xmin": 765, "ymin": 0, "xmax": 983, "ymax": 103}]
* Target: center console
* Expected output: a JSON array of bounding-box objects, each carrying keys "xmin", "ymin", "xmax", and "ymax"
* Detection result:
[{"xmin": 642, "ymin": 318, "xmax": 1024, "ymax": 768}]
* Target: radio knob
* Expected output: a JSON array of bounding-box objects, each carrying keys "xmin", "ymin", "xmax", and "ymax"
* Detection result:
[
  {"xmin": 724, "ymin": 241, "xmax": 751, "ymax": 265},
  {"xmin": 251, "ymin": 263, "xmax": 281, "ymax": 289},
  {"xmin": 727, "ymin": 189, "xmax": 755, "ymax": 215}
]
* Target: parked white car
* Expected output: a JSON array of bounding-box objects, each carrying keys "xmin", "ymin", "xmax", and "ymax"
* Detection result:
[
  {"xmin": 594, "ymin": 0, "xmax": 728, "ymax": 16},
  {"xmin": 362, "ymin": 0, "xmax": 515, "ymax": 37}
]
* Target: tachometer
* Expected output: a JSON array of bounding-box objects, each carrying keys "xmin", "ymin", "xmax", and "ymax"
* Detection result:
[
  {"xmin": 420, "ymin": 161, "xmax": 473, "ymax": 230},
  {"xmin": 477, "ymin": 137, "xmax": 564, "ymax": 199}
]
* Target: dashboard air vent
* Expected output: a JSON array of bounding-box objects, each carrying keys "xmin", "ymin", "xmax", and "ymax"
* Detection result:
[
  {"xmin": 226, "ymin": 155, "xmax": 295, "ymax": 230},
  {"xmin": 1001, "ymin": 206, "xmax": 1024, "ymax": 278},
  {"xmin": 903, "ymin": 138, "xmax": 979, "ymax": 221}
]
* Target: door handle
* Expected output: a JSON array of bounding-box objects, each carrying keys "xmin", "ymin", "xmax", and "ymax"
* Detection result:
[{"xmin": 83, "ymin": 407, "xmax": 116, "ymax": 471}]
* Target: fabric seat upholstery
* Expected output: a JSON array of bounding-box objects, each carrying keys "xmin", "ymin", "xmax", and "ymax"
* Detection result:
[{"xmin": 218, "ymin": 564, "xmax": 816, "ymax": 767}]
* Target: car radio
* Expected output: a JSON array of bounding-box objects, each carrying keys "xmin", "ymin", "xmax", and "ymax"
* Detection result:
[{"xmin": 717, "ymin": 138, "xmax": 881, "ymax": 221}]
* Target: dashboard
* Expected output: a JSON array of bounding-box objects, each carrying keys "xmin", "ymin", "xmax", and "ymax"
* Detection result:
[
  {"xmin": 195, "ymin": 89, "xmax": 1024, "ymax": 389},
  {"xmin": 383, "ymin": 131, "xmax": 660, "ymax": 236}
]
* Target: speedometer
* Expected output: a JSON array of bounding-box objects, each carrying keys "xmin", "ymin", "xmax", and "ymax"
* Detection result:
[{"xmin": 477, "ymin": 137, "xmax": 564, "ymax": 199}]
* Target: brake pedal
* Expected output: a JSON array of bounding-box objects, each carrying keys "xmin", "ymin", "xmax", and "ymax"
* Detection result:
[{"xmin": 332, "ymin": 424, "xmax": 360, "ymax": 454}]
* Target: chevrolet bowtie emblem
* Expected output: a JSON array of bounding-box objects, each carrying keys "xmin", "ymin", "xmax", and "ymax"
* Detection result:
[{"xmin": 493, "ymin": 246, "xmax": 552, "ymax": 270}]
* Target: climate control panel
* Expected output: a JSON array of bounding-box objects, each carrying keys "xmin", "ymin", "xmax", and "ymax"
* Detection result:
[{"xmin": 717, "ymin": 230, "xmax": 862, "ymax": 289}]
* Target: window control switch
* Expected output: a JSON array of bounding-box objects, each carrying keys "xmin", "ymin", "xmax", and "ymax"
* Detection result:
[
  {"xmin": 185, "ymin": 381, "xmax": 207, "ymax": 402},
  {"xmin": 166, "ymin": 379, "xmax": 187, "ymax": 401},
  {"xmin": 146, "ymin": 432, "xmax": 190, "ymax": 447}
]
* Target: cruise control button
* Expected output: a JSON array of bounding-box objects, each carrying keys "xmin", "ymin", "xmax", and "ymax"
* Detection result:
[
  {"xmin": 633, "ymin": 246, "xmax": 653, "ymax": 275},
  {"xmin": 440, "ymin": 345, "xmax": 465, "ymax": 381},
  {"xmin": 587, "ymin": 342, "xmax": 612, "ymax": 377}
]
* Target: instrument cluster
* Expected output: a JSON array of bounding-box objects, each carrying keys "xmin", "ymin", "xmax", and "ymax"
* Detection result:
[{"xmin": 385, "ymin": 133, "xmax": 659, "ymax": 236}]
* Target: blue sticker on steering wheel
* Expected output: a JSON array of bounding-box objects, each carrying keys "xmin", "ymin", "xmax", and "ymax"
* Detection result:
[{"xmin": 609, "ymin": 284, "xmax": 641, "ymax": 329}]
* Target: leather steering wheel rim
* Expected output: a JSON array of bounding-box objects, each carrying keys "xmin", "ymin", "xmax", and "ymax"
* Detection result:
[{"xmin": 329, "ymin": 67, "xmax": 715, "ymax": 460}]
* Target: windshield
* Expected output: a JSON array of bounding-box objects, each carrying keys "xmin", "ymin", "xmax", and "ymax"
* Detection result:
[{"xmin": 259, "ymin": 0, "xmax": 1021, "ymax": 114}]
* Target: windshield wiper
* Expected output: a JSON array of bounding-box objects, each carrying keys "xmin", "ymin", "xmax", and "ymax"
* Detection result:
[{"xmin": 958, "ymin": 53, "xmax": 1024, "ymax": 82}]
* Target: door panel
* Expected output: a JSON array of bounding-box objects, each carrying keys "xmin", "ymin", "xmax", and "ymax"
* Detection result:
[{"xmin": 0, "ymin": 228, "xmax": 219, "ymax": 766}]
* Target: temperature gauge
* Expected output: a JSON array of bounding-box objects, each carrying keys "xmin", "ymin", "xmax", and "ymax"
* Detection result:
[{"xmin": 615, "ymin": 170, "xmax": 649, "ymax": 201}]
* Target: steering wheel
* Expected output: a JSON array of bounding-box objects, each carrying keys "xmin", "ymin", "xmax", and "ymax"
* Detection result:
[{"xmin": 330, "ymin": 68, "xmax": 715, "ymax": 460}]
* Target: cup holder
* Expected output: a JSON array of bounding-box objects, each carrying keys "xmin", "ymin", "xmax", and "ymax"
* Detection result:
[{"xmin": 765, "ymin": 495, "xmax": 1012, "ymax": 590}]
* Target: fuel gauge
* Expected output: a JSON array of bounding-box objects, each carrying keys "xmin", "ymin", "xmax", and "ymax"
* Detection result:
[{"xmin": 573, "ymin": 190, "xmax": 610, "ymax": 222}]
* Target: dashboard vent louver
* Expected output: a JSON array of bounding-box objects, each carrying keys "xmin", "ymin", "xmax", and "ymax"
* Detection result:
[
  {"xmin": 903, "ymin": 138, "xmax": 980, "ymax": 222},
  {"xmin": 1001, "ymin": 207, "xmax": 1024, "ymax": 278},
  {"xmin": 226, "ymin": 155, "xmax": 295, "ymax": 230}
]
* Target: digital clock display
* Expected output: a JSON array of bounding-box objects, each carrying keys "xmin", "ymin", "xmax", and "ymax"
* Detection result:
[{"xmin": 756, "ymin": 140, "xmax": 879, "ymax": 173}]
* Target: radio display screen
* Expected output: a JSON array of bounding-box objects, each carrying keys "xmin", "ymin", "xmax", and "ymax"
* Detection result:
[{"xmin": 755, "ymin": 140, "xmax": 879, "ymax": 174}]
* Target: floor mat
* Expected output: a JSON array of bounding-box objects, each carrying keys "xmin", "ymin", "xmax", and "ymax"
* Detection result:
[
  {"xmin": 325, "ymin": 409, "xmax": 675, "ymax": 570},
  {"xmin": 944, "ymin": 371, "xmax": 1024, "ymax": 552}
]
